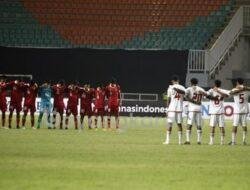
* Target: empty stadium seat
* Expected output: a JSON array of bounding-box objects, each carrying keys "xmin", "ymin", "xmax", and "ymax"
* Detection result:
[{"xmin": 0, "ymin": 0, "xmax": 236, "ymax": 49}]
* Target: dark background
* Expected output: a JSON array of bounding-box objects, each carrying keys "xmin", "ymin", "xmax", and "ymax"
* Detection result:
[{"xmin": 0, "ymin": 47, "xmax": 188, "ymax": 93}]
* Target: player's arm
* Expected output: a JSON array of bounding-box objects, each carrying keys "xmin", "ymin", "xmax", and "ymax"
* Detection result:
[
  {"xmin": 204, "ymin": 90, "xmax": 218, "ymax": 100},
  {"xmin": 186, "ymin": 89, "xmax": 202, "ymax": 105},
  {"xmin": 214, "ymin": 88, "xmax": 229, "ymax": 98},
  {"xmin": 173, "ymin": 87, "xmax": 185, "ymax": 94},
  {"xmin": 206, "ymin": 94, "xmax": 218, "ymax": 100},
  {"xmin": 185, "ymin": 96, "xmax": 202, "ymax": 105},
  {"xmin": 229, "ymin": 88, "xmax": 244, "ymax": 95}
]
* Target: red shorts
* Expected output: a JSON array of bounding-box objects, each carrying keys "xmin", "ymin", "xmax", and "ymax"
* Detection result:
[
  {"xmin": 23, "ymin": 104, "xmax": 36, "ymax": 114},
  {"xmin": 9, "ymin": 102, "xmax": 22, "ymax": 112},
  {"xmin": 107, "ymin": 105, "xmax": 119, "ymax": 116},
  {"xmin": 94, "ymin": 107, "xmax": 105, "ymax": 116},
  {"xmin": 0, "ymin": 102, "xmax": 7, "ymax": 112},
  {"xmin": 66, "ymin": 105, "xmax": 78, "ymax": 116},
  {"xmin": 53, "ymin": 103, "xmax": 65, "ymax": 114},
  {"xmin": 80, "ymin": 105, "xmax": 92, "ymax": 116}
]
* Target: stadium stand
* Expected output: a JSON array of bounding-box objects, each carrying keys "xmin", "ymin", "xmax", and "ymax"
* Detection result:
[{"xmin": 0, "ymin": 0, "xmax": 236, "ymax": 49}]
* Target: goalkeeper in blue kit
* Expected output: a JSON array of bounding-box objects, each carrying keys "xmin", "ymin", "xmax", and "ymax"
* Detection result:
[{"xmin": 37, "ymin": 82, "xmax": 53, "ymax": 129}]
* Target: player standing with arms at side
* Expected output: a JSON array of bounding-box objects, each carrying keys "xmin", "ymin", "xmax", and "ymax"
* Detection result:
[
  {"xmin": 207, "ymin": 80, "xmax": 229, "ymax": 145},
  {"xmin": 52, "ymin": 80, "xmax": 66, "ymax": 129},
  {"xmin": 94, "ymin": 84, "xmax": 106, "ymax": 130},
  {"xmin": 65, "ymin": 84, "xmax": 79, "ymax": 130},
  {"xmin": 0, "ymin": 76, "xmax": 8, "ymax": 129},
  {"xmin": 37, "ymin": 81, "xmax": 52, "ymax": 129},
  {"xmin": 8, "ymin": 80, "xmax": 24, "ymax": 129},
  {"xmin": 106, "ymin": 78, "xmax": 121, "ymax": 130},
  {"xmin": 184, "ymin": 78, "xmax": 207, "ymax": 145},
  {"xmin": 79, "ymin": 84, "xmax": 94, "ymax": 129},
  {"xmin": 22, "ymin": 80, "xmax": 38, "ymax": 129},
  {"xmin": 163, "ymin": 75, "xmax": 186, "ymax": 145},
  {"xmin": 229, "ymin": 78, "xmax": 250, "ymax": 145}
]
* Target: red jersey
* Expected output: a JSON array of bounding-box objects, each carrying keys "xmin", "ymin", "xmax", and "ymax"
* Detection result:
[
  {"xmin": 80, "ymin": 88, "xmax": 94, "ymax": 107},
  {"xmin": 8, "ymin": 81, "xmax": 24, "ymax": 103},
  {"xmin": 67, "ymin": 86, "xmax": 79, "ymax": 106},
  {"xmin": 94, "ymin": 87, "xmax": 105, "ymax": 108},
  {"xmin": 23, "ymin": 83, "xmax": 38, "ymax": 106},
  {"xmin": 0, "ymin": 82, "xmax": 7, "ymax": 104},
  {"xmin": 106, "ymin": 84, "xmax": 121, "ymax": 106},
  {"xmin": 52, "ymin": 84, "xmax": 65, "ymax": 106}
]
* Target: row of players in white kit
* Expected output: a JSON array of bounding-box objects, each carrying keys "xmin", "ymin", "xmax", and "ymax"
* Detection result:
[{"xmin": 164, "ymin": 76, "xmax": 250, "ymax": 145}]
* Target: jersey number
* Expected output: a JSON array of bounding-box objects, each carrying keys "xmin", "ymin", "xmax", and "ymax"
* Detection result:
[
  {"xmin": 193, "ymin": 93, "xmax": 202, "ymax": 102},
  {"xmin": 174, "ymin": 93, "xmax": 181, "ymax": 100},
  {"xmin": 239, "ymin": 94, "xmax": 244, "ymax": 104},
  {"xmin": 214, "ymin": 99, "xmax": 220, "ymax": 105}
]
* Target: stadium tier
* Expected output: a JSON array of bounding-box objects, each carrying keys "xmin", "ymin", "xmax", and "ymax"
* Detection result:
[{"xmin": 0, "ymin": 0, "xmax": 235, "ymax": 49}]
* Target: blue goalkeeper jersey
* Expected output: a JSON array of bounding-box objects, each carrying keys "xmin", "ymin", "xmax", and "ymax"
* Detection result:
[{"xmin": 40, "ymin": 86, "xmax": 52, "ymax": 104}]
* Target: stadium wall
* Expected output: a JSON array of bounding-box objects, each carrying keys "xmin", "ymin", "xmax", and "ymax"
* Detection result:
[
  {"xmin": 0, "ymin": 47, "xmax": 188, "ymax": 93},
  {"xmin": 209, "ymin": 36, "xmax": 250, "ymax": 88}
]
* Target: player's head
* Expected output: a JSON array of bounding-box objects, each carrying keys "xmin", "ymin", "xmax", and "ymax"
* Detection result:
[
  {"xmin": 214, "ymin": 80, "xmax": 221, "ymax": 88},
  {"xmin": 110, "ymin": 77, "xmax": 117, "ymax": 84},
  {"xmin": 30, "ymin": 79, "xmax": 35, "ymax": 86},
  {"xmin": 44, "ymin": 79, "xmax": 51, "ymax": 87},
  {"xmin": 0, "ymin": 75, "xmax": 6, "ymax": 82},
  {"xmin": 171, "ymin": 75, "xmax": 179, "ymax": 84},
  {"xmin": 58, "ymin": 79, "xmax": 65, "ymax": 86},
  {"xmin": 190, "ymin": 78, "xmax": 198, "ymax": 86},
  {"xmin": 74, "ymin": 80, "xmax": 79, "ymax": 86},
  {"xmin": 84, "ymin": 83, "xmax": 90, "ymax": 89},
  {"xmin": 236, "ymin": 78, "xmax": 244, "ymax": 85}
]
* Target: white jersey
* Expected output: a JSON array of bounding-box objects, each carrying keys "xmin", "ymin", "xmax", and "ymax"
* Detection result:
[
  {"xmin": 167, "ymin": 84, "xmax": 186, "ymax": 112},
  {"xmin": 207, "ymin": 88, "xmax": 230, "ymax": 114},
  {"xmin": 232, "ymin": 86, "xmax": 249, "ymax": 114},
  {"xmin": 186, "ymin": 86, "xmax": 207, "ymax": 112}
]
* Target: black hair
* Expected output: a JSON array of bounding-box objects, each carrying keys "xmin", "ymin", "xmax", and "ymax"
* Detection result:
[
  {"xmin": 190, "ymin": 78, "xmax": 198, "ymax": 85},
  {"xmin": 111, "ymin": 77, "xmax": 117, "ymax": 84},
  {"xmin": 171, "ymin": 75, "xmax": 179, "ymax": 82},
  {"xmin": 214, "ymin": 80, "xmax": 221, "ymax": 87},
  {"xmin": 74, "ymin": 79, "xmax": 79, "ymax": 86},
  {"xmin": 0, "ymin": 75, "xmax": 6, "ymax": 81},
  {"xmin": 59, "ymin": 79, "xmax": 65, "ymax": 85},
  {"xmin": 237, "ymin": 78, "xmax": 244, "ymax": 85},
  {"xmin": 30, "ymin": 79, "xmax": 35, "ymax": 86}
]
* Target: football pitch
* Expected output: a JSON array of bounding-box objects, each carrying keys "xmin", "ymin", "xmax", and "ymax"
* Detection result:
[{"xmin": 0, "ymin": 116, "xmax": 250, "ymax": 190}]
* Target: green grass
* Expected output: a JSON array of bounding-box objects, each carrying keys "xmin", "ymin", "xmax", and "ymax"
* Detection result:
[{"xmin": 0, "ymin": 116, "xmax": 250, "ymax": 190}]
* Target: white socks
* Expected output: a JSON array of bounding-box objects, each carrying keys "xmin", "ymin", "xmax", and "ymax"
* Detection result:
[
  {"xmin": 243, "ymin": 131, "xmax": 247, "ymax": 143},
  {"xmin": 186, "ymin": 130, "xmax": 191, "ymax": 142},
  {"xmin": 178, "ymin": 131, "xmax": 182, "ymax": 145},
  {"xmin": 165, "ymin": 131, "xmax": 170, "ymax": 144},
  {"xmin": 232, "ymin": 132, "xmax": 236, "ymax": 143},
  {"xmin": 209, "ymin": 133, "xmax": 214, "ymax": 145},
  {"xmin": 197, "ymin": 130, "xmax": 202, "ymax": 143}
]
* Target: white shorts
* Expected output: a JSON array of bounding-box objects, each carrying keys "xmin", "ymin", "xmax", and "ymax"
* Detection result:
[
  {"xmin": 187, "ymin": 112, "xmax": 202, "ymax": 126},
  {"xmin": 209, "ymin": 114, "xmax": 225, "ymax": 128},
  {"xmin": 167, "ymin": 112, "xmax": 182, "ymax": 124},
  {"xmin": 233, "ymin": 114, "xmax": 248, "ymax": 127}
]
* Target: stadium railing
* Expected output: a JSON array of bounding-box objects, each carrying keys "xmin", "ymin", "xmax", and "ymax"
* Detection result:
[
  {"xmin": 207, "ymin": 6, "xmax": 243, "ymax": 77},
  {"xmin": 186, "ymin": 6, "xmax": 249, "ymax": 86}
]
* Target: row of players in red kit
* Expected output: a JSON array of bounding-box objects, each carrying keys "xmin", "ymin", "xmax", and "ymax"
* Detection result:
[{"xmin": 0, "ymin": 77, "xmax": 121, "ymax": 130}]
